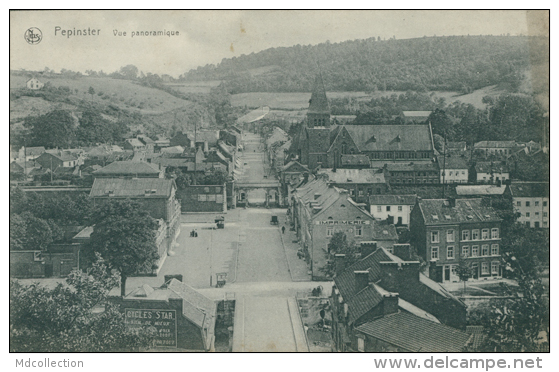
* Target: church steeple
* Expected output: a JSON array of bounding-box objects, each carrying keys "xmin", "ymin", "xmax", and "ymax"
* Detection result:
[{"xmin": 307, "ymin": 72, "xmax": 330, "ymax": 128}]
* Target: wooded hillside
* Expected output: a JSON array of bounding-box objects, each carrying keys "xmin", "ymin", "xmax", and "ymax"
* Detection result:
[{"xmin": 183, "ymin": 35, "xmax": 547, "ymax": 94}]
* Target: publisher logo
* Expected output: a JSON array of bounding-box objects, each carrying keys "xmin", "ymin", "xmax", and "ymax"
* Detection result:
[{"xmin": 24, "ymin": 27, "xmax": 42, "ymax": 45}]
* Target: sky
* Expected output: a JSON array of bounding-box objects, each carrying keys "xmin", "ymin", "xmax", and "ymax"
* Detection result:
[{"xmin": 10, "ymin": 10, "xmax": 543, "ymax": 78}]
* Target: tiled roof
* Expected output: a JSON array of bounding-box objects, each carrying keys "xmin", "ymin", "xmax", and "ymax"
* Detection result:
[
  {"xmin": 402, "ymin": 111, "xmax": 432, "ymax": 118},
  {"xmin": 90, "ymin": 178, "xmax": 174, "ymax": 198},
  {"xmin": 474, "ymin": 141, "xmax": 517, "ymax": 148},
  {"xmin": 281, "ymin": 160, "xmax": 309, "ymax": 173},
  {"xmin": 386, "ymin": 161, "xmax": 438, "ymax": 172},
  {"xmin": 371, "ymin": 221, "xmax": 399, "ymax": 241},
  {"xmin": 456, "ymin": 185, "xmax": 506, "ymax": 196},
  {"xmin": 340, "ymin": 154, "xmax": 370, "ymax": 166},
  {"xmin": 126, "ymin": 138, "xmax": 145, "ymax": 147},
  {"xmin": 436, "ymin": 156, "xmax": 469, "ymax": 169},
  {"xmin": 416, "ymin": 198, "xmax": 501, "ymax": 225},
  {"xmin": 343, "ymin": 125, "xmax": 434, "ymax": 152},
  {"xmin": 355, "ymin": 311, "xmax": 471, "ymax": 352},
  {"xmin": 347, "ymin": 285, "xmax": 384, "ymax": 324},
  {"xmin": 24, "ymin": 146, "xmax": 45, "ymax": 156},
  {"xmin": 167, "ymin": 279, "xmax": 216, "ymax": 330},
  {"xmin": 508, "ymin": 182, "xmax": 549, "ymax": 198},
  {"xmin": 334, "ymin": 248, "xmax": 397, "ymax": 301},
  {"xmin": 475, "ymin": 162, "xmax": 509, "ymax": 173},
  {"xmin": 161, "ymin": 146, "xmax": 185, "ymax": 154},
  {"xmin": 94, "ymin": 161, "xmax": 161, "ymax": 175},
  {"xmin": 40, "ymin": 151, "xmax": 78, "ymax": 162},
  {"xmin": 318, "ymin": 168, "xmax": 386, "ymax": 184},
  {"xmin": 369, "ymin": 194, "xmax": 417, "ymax": 206}
]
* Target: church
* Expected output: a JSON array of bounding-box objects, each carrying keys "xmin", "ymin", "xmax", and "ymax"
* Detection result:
[{"xmin": 290, "ymin": 74, "xmax": 437, "ymax": 170}]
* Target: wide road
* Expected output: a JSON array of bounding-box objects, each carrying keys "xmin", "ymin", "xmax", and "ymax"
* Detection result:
[{"xmin": 236, "ymin": 208, "xmax": 291, "ymax": 283}]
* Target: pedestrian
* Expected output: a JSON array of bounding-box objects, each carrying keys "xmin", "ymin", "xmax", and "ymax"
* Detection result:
[{"xmin": 281, "ymin": 226, "xmax": 285, "ymax": 234}]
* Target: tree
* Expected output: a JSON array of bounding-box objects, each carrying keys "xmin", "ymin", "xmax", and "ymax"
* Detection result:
[
  {"xmin": 87, "ymin": 200, "xmax": 160, "ymax": 296},
  {"xmin": 24, "ymin": 110, "xmax": 76, "ymax": 148},
  {"xmin": 119, "ymin": 64, "xmax": 139, "ymax": 80},
  {"xmin": 320, "ymin": 232, "xmax": 359, "ymax": 277},
  {"xmin": 88, "ymin": 86, "xmax": 95, "ymax": 99},
  {"xmin": 455, "ymin": 255, "xmax": 474, "ymax": 296},
  {"xmin": 10, "ymin": 254, "xmax": 156, "ymax": 352}
]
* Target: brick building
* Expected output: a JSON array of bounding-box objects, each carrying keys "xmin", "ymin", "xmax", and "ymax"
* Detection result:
[{"xmin": 410, "ymin": 198, "xmax": 502, "ymax": 283}]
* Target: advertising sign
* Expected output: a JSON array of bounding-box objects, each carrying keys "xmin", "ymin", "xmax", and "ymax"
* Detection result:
[{"xmin": 125, "ymin": 309, "xmax": 177, "ymax": 347}]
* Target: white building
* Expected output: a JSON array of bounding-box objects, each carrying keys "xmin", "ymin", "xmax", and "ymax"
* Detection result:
[
  {"xmin": 475, "ymin": 162, "xmax": 509, "ymax": 184},
  {"xmin": 26, "ymin": 77, "xmax": 44, "ymax": 90},
  {"xmin": 437, "ymin": 156, "xmax": 469, "ymax": 184},
  {"xmin": 509, "ymin": 182, "xmax": 549, "ymax": 228},
  {"xmin": 369, "ymin": 194, "xmax": 417, "ymax": 226}
]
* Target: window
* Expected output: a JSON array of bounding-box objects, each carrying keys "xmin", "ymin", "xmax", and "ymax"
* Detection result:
[
  {"xmin": 491, "ymin": 244, "xmax": 499, "ymax": 256},
  {"xmin": 327, "ymin": 227, "xmax": 333, "ymax": 237},
  {"xmin": 447, "ymin": 230, "xmax": 455, "ymax": 242},
  {"xmin": 357, "ymin": 337, "xmax": 365, "ymax": 352},
  {"xmin": 398, "ymin": 206, "xmax": 403, "ymax": 212},
  {"xmin": 481, "ymin": 245, "xmax": 489, "ymax": 256},
  {"xmin": 482, "ymin": 262, "xmax": 489, "ymax": 275},
  {"xmin": 535, "ymin": 212, "xmax": 540, "ymax": 217},
  {"xmin": 431, "ymin": 231, "xmax": 440, "ymax": 243},
  {"xmin": 377, "ymin": 206, "xmax": 382, "ymax": 213},
  {"xmin": 386, "ymin": 206, "xmax": 391, "ymax": 212},
  {"xmin": 462, "ymin": 246, "xmax": 469, "ymax": 258},
  {"xmin": 481, "ymin": 229, "xmax": 489, "ymax": 240},
  {"xmin": 491, "ymin": 228, "xmax": 499, "ymax": 239},
  {"xmin": 535, "ymin": 201, "xmax": 540, "ymax": 207},
  {"xmin": 543, "ymin": 222, "xmax": 548, "ymax": 227},
  {"xmin": 462, "ymin": 230, "xmax": 470, "ymax": 241},
  {"xmin": 526, "ymin": 212, "xmax": 530, "ymax": 217},
  {"xmin": 358, "ymin": 189, "xmax": 364, "ymax": 196},
  {"xmin": 491, "ymin": 261, "xmax": 499, "ymax": 275},
  {"xmin": 431, "ymin": 247, "xmax": 439, "ymax": 260},
  {"xmin": 534, "ymin": 222, "xmax": 540, "ymax": 228},
  {"xmin": 472, "ymin": 230, "xmax": 480, "ymax": 240},
  {"xmin": 525, "ymin": 222, "xmax": 531, "ymax": 227},
  {"xmin": 471, "ymin": 246, "xmax": 479, "ymax": 257},
  {"xmin": 516, "ymin": 201, "xmax": 521, "ymax": 207},
  {"xmin": 355, "ymin": 226, "xmax": 362, "ymax": 237},
  {"xmin": 543, "ymin": 201, "xmax": 548, "ymax": 207},
  {"xmin": 526, "ymin": 201, "xmax": 530, "ymax": 207},
  {"xmin": 447, "ymin": 246, "xmax": 454, "ymax": 259}
]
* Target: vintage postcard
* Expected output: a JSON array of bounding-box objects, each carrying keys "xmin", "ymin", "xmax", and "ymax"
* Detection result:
[{"xmin": 9, "ymin": 9, "xmax": 550, "ymax": 364}]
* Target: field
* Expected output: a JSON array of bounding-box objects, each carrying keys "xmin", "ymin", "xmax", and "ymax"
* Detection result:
[
  {"xmin": 165, "ymin": 80, "xmax": 222, "ymax": 94},
  {"xmin": 10, "ymin": 75, "xmax": 193, "ymax": 116},
  {"xmin": 231, "ymin": 87, "xmax": 507, "ymax": 111}
]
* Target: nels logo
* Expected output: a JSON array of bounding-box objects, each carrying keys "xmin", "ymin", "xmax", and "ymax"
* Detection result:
[{"xmin": 24, "ymin": 27, "xmax": 42, "ymax": 45}]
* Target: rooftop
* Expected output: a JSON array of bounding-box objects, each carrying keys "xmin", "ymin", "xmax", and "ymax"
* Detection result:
[
  {"xmin": 474, "ymin": 141, "xmax": 518, "ymax": 148},
  {"xmin": 339, "ymin": 125, "xmax": 434, "ymax": 152},
  {"xmin": 475, "ymin": 162, "xmax": 509, "ymax": 173},
  {"xmin": 369, "ymin": 194, "xmax": 417, "ymax": 206},
  {"xmin": 416, "ymin": 198, "xmax": 501, "ymax": 225},
  {"xmin": 456, "ymin": 185, "xmax": 506, "ymax": 196},
  {"xmin": 436, "ymin": 155, "xmax": 469, "ymax": 169},
  {"xmin": 402, "ymin": 111, "xmax": 432, "ymax": 118},
  {"xmin": 355, "ymin": 311, "xmax": 471, "ymax": 352},
  {"xmin": 318, "ymin": 168, "xmax": 386, "ymax": 184},
  {"xmin": 508, "ymin": 182, "xmax": 549, "ymax": 198},
  {"xmin": 90, "ymin": 178, "xmax": 174, "ymax": 198},
  {"xmin": 94, "ymin": 161, "xmax": 161, "ymax": 175}
]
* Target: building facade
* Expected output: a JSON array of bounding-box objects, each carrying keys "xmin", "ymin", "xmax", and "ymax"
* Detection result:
[
  {"xmin": 508, "ymin": 182, "xmax": 550, "ymax": 228},
  {"xmin": 369, "ymin": 195, "xmax": 417, "ymax": 226},
  {"xmin": 410, "ymin": 198, "xmax": 502, "ymax": 283}
]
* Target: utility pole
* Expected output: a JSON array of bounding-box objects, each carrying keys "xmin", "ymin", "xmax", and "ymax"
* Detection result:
[{"xmin": 442, "ymin": 131, "xmax": 447, "ymax": 198}]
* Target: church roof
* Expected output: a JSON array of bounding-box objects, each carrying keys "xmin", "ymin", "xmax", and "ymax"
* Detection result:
[{"xmin": 308, "ymin": 73, "xmax": 330, "ymax": 115}]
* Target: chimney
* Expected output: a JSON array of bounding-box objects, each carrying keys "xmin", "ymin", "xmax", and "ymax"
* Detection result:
[
  {"xmin": 335, "ymin": 254, "xmax": 346, "ymax": 274},
  {"xmin": 448, "ymin": 197, "xmax": 456, "ymax": 208},
  {"xmin": 382, "ymin": 293, "xmax": 399, "ymax": 316},
  {"xmin": 354, "ymin": 270, "xmax": 369, "ymax": 292},
  {"xmin": 360, "ymin": 241, "xmax": 377, "ymax": 258},
  {"xmin": 392, "ymin": 244, "xmax": 412, "ymax": 261}
]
